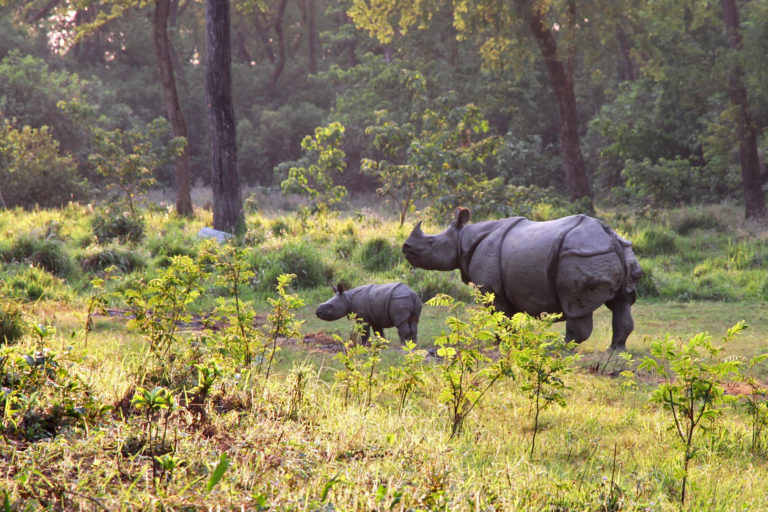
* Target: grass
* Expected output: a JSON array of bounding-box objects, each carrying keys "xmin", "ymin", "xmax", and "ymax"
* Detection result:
[{"xmin": 2, "ymin": 197, "xmax": 768, "ymax": 509}]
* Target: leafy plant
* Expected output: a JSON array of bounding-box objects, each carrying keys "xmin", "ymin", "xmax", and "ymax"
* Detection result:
[
  {"xmin": 427, "ymin": 289, "xmax": 514, "ymax": 439},
  {"xmin": 259, "ymin": 274, "xmax": 304, "ymax": 379},
  {"xmin": 203, "ymin": 241, "xmax": 258, "ymax": 365},
  {"xmin": 505, "ymin": 313, "xmax": 580, "ymax": 457},
  {"xmin": 0, "ymin": 299, "xmax": 24, "ymax": 344},
  {"xmin": 131, "ymin": 386, "xmax": 177, "ymax": 485},
  {"xmin": 639, "ymin": 322, "xmax": 746, "ymax": 505},
  {"xmin": 122, "ymin": 255, "xmax": 205, "ymax": 381},
  {"xmin": 88, "ymin": 117, "xmax": 184, "ymax": 217},
  {"xmin": 386, "ymin": 340, "xmax": 427, "ymax": 415},
  {"xmin": 280, "ymin": 122, "xmax": 348, "ymax": 215}
]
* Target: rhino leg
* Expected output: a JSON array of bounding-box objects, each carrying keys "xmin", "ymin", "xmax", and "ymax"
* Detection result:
[
  {"xmin": 605, "ymin": 296, "xmax": 634, "ymax": 351},
  {"xmin": 396, "ymin": 321, "xmax": 414, "ymax": 344},
  {"xmin": 565, "ymin": 314, "xmax": 593, "ymax": 344}
]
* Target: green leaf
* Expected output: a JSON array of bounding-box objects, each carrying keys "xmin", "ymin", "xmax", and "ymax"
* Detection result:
[{"xmin": 206, "ymin": 452, "xmax": 229, "ymax": 493}]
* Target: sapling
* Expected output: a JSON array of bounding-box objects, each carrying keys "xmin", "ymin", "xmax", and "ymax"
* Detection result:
[
  {"xmin": 386, "ymin": 340, "xmax": 428, "ymax": 415},
  {"xmin": 428, "ymin": 289, "xmax": 514, "ymax": 439},
  {"xmin": 639, "ymin": 321, "xmax": 745, "ymax": 505},
  {"xmin": 505, "ymin": 312, "xmax": 580, "ymax": 457},
  {"xmin": 260, "ymin": 274, "xmax": 304, "ymax": 379}
]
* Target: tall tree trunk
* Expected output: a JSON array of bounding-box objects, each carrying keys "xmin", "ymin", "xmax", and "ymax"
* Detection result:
[
  {"xmin": 205, "ymin": 0, "xmax": 244, "ymax": 232},
  {"xmin": 268, "ymin": 0, "xmax": 290, "ymax": 98},
  {"xmin": 615, "ymin": 24, "xmax": 636, "ymax": 82},
  {"xmin": 721, "ymin": 0, "xmax": 765, "ymax": 219},
  {"xmin": 307, "ymin": 0, "xmax": 318, "ymax": 74},
  {"xmin": 526, "ymin": 2, "xmax": 592, "ymax": 208},
  {"xmin": 154, "ymin": 0, "xmax": 193, "ymax": 217}
]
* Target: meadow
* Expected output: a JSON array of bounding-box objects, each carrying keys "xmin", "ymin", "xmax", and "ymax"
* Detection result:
[{"xmin": 2, "ymin": 195, "xmax": 768, "ymax": 511}]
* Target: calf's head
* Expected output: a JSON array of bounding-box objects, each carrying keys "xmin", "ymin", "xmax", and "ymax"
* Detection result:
[
  {"xmin": 315, "ymin": 283, "xmax": 352, "ymax": 321},
  {"xmin": 402, "ymin": 208, "xmax": 470, "ymax": 271}
]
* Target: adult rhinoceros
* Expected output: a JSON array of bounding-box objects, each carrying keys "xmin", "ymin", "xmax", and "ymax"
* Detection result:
[{"xmin": 402, "ymin": 208, "xmax": 643, "ymax": 351}]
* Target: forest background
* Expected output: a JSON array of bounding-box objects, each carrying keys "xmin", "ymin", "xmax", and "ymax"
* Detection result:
[{"xmin": 2, "ymin": 0, "xmax": 767, "ymax": 221}]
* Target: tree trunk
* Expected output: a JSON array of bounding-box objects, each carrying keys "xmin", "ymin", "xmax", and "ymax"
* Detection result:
[
  {"xmin": 307, "ymin": 0, "xmax": 318, "ymax": 74},
  {"xmin": 268, "ymin": 0, "xmax": 290, "ymax": 98},
  {"xmin": 205, "ymin": 0, "xmax": 244, "ymax": 232},
  {"xmin": 720, "ymin": 0, "xmax": 765, "ymax": 219},
  {"xmin": 616, "ymin": 24, "xmax": 636, "ymax": 82},
  {"xmin": 526, "ymin": 2, "xmax": 592, "ymax": 207},
  {"xmin": 154, "ymin": 0, "xmax": 193, "ymax": 217}
]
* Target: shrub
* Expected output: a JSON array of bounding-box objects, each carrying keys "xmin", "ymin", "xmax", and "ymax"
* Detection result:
[
  {"xmin": 632, "ymin": 227, "xmax": 677, "ymax": 256},
  {"xmin": 405, "ymin": 269, "xmax": 472, "ymax": 302},
  {"xmin": 80, "ymin": 246, "xmax": 146, "ymax": 273},
  {"xmin": 671, "ymin": 207, "xmax": 726, "ymax": 235},
  {"xmin": 0, "ymin": 299, "xmax": 25, "ymax": 344},
  {"xmin": 254, "ymin": 240, "xmax": 328, "ymax": 291},
  {"xmin": 1, "ymin": 233, "xmax": 73, "ymax": 277},
  {"xmin": 358, "ymin": 237, "xmax": 402, "ymax": 272},
  {"xmin": 146, "ymin": 231, "xmax": 197, "ymax": 267},
  {"xmin": 91, "ymin": 208, "xmax": 145, "ymax": 244},
  {"xmin": 6, "ymin": 265, "xmax": 68, "ymax": 302}
]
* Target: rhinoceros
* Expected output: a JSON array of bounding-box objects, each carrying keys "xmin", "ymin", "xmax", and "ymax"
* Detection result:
[
  {"xmin": 402, "ymin": 208, "xmax": 643, "ymax": 351},
  {"xmin": 316, "ymin": 282, "xmax": 422, "ymax": 344}
]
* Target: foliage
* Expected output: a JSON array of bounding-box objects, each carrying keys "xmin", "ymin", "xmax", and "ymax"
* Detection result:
[
  {"xmin": 639, "ymin": 322, "xmax": 746, "ymax": 505},
  {"xmin": 0, "ymin": 120, "xmax": 87, "ymax": 209},
  {"xmin": 0, "ymin": 298, "xmax": 24, "ymax": 344},
  {"xmin": 506, "ymin": 313, "xmax": 580, "ymax": 457},
  {"xmin": 1, "ymin": 342, "xmax": 111, "ymax": 441},
  {"xmin": 386, "ymin": 340, "xmax": 428, "ymax": 415},
  {"xmin": 259, "ymin": 274, "xmax": 304, "ymax": 379},
  {"xmin": 90, "ymin": 206, "xmax": 146, "ymax": 244},
  {"xmin": 632, "ymin": 226, "xmax": 677, "ymax": 256},
  {"xmin": 357, "ymin": 236, "xmax": 402, "ymax": 272},
  {"xmin": 280, "ymin": 122, "xmax": 348, "ymax": 215},
  {"xmin": 88, "ymin": 117, "xmax": 184, "ymax": 216},
  {"xmin": 202, "ymin": 241, "xmax": 259, "ymax": 365},
  {"xmin": 80, "ymin": 245, "xmax": 145, "ymax": 273},
  {"xmin": 427, "ymin": 289, "xmax": 514, "ymax": 439},
  {"xmin": 123, "ymin": 255, "xmax": 206, "ymax": 382},
  {"xmin": 253, "ymin": 240, "xmax": 328, "ymax": 292},
  {"xmin": 131, "ymin": 385, "xmax": 177, "ymax": 484},
  {"xmin": 0, "ymin": 232, "xmax": 73, "ymax": 277}
]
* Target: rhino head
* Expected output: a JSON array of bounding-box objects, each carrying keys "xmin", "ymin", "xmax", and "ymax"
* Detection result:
[
  {"xmin": 315, "ymin": 282, "xmax": 351, "ymax": 321},
  {"xmin": 402, "ymin": 208, "xmax": 471, "ymax": 271}
]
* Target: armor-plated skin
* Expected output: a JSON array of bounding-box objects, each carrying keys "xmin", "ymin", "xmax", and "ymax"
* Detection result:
[
  {"xmin": 401, "ymin": 208, "xmax": 643, "ymax": 351},
  {"xmin": 316, "ymin": 282, "xmax": 422, "ymax": 344}
]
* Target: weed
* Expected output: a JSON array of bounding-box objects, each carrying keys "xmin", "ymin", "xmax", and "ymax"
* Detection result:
[
  {"xmin": 386, "ymin": 340, "xmax": 428, "ymax": 415},
  {"xmin": 358, "ymin": 237, "xmax": 402, "ymax": 272},
  {"xmin": 428, "ymin": 289, "xmax": 514, "ymax": 439},
  {"xmin": 505, "ymin": 312, "xmax": 580, "ymax": 457},
  {"xmin": 91, "ymin": 207, "xmax": 145, "ymax": 244},
  {"xmin": 633, "ymin": 227, "xmax": 677, "ymax": 256},
  {"xmin": 639, "ymin": 321, "xmax": 746, "ymax": 505},
  {"xmin": 260, "ymin": 274, "xmax": 304, "ymax": 379},
  {"xmin": 254, "ymin": 240, "xmax": 328, "ymax": 291},
  {"xmin": 80, "ymin": 245, "xmax": 145, "ymax": 273},
  {"xmin": 0, "ymin": 298, "xmax": 25, "ymax": 344},
  {"xmin": 1, "ymin": 233, "xmax": 73, "ymax": 277}
]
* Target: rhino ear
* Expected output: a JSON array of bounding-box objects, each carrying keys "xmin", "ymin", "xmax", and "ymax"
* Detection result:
[
  {"xmin": 455, "ymin": 207, "xmax": 471, "ymax": 228},
  {"xmin": 336, "ymin": 282, "xmax": 346, "ymax": 294}
]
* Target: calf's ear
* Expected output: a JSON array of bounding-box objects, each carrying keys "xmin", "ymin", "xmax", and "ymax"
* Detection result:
[
  {"xmin": 455, "ymin": 207, "xmax": 471, "ymax": 228},
  {"xmin": 336, "ymin": 282, "xmax": 346, "ymax": 294}
]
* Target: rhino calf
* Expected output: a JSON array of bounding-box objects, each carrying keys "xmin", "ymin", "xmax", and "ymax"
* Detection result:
[{"xmin": 316, "ymin": 282, "xmax": 422, "ymax": 344}]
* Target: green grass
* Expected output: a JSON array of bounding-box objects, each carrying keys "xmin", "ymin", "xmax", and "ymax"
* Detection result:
[{"xmin": 3, "ymin": 199, "xmax": 768, "ymax": 510}]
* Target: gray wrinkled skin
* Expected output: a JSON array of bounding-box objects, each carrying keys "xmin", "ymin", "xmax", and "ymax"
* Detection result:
[
  {"xmin": 402, "ymin": 208, "xmax": 643, "ymax": 351},
  {"xmin": 316, "ymin": 282, "xmax": 422, "ymax": 344}
]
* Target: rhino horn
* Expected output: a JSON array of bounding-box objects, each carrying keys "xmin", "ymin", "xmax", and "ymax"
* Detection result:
[{"xmin": 413, "ymin": 221, "xmax": 423, "ymax": 233}]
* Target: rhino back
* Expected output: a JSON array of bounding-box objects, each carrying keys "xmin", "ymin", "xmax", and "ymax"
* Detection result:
[{"xmin": 347, "ymin": 283, "xmax": 403, "ymax": 328}]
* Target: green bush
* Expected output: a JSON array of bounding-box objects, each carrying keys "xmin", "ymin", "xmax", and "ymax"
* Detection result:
[
  {"xmin": 146, "ymin": 231, "xmax": 197, "ymax": 268},
  {"xmin": 671, "ymin": 208, "xmax": 726, "ymax": 235},
  {"xmin": 3, "ymin": 265, "xmax": 70, "ymax": 302},
  {"xmin": 91, "ymin": 209, "xmax": 145, "ymax": 244},
  {"xmin": 1, "ymin": 234, "xmax": 73, "ymax": 277},
  {"xmin": 358, "ymin": 237, "xmax": 402, "ymax": 272},
  {"xmin": 254, "ymin": 240, "xmax": 329, "ymax": 291},
  {"xmin": 0, "ymin": 299, "xmax": 24, "ymax": 344},
  {"xmin": 632, "ymin": 227, "xmax": 677, "ymax": 256},
  {"xmin": 405, "ymin": 269, "xmax": 472, "ymax": 302},
  {"xmin": 80, "ymin": 246, "xmax": 146, "ymax": 273},
  {"xmin": 635, "ymin": 262, "xmax": 660, "ymax": 298}
]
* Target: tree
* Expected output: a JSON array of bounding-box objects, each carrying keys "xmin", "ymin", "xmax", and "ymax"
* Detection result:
[
  {"xmin": 205, "ymin": 0, "xmax": 244, "ymax": 232},
  {"xmin": 347, "ymin": 0, "xmax": 597, "ymax": 208},
  {"xmin": 719, "ymin": 0, "xmax": 765, "ymax": 218},
  {"xmin": 153, "ymin": 0, "xmax": 194, "ymax": 216}
]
